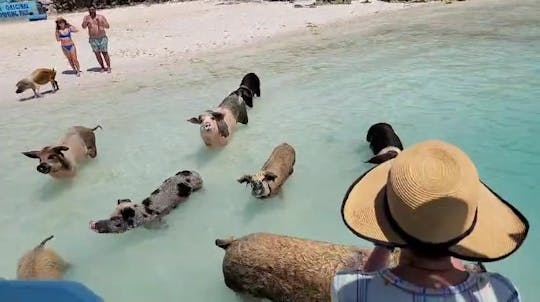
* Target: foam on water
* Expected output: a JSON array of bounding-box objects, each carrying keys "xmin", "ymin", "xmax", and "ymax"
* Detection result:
[{"xmin": 1, "ymin": 0, "xmax": 539, "ymax": 300}]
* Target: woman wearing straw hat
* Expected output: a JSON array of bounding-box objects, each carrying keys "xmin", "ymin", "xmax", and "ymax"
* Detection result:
[{"xmin": 332, "ymin": 140, "xmax": 528, "ymax": 301}]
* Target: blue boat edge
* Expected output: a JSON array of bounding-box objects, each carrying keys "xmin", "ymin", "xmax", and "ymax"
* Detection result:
[{"xmin": 0, "ymin": 279, "xmax": 104, "ymax": 302}]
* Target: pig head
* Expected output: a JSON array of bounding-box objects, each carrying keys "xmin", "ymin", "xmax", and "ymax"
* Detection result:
[
  {"xmin": 188, "ymin": 110, "xmax": 234, "ymax": 147},
  {"xmin": 89, "ymin": 199, "xmax": 157, "ymax": 234},
  {"xmin": 22, "ymin": 146, "xmax": 71, "ymax": 176},
  {"xmin": 237, "ymin": 171, "xmax": 278, "ymax": 198},
  {"xmin": 21, "ymin": 126, "xmax": 101, "ymax": 178}
]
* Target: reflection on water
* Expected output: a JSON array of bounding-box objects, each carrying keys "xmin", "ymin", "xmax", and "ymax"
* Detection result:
[{"xmin": 0, "ymin": 0, "xmax": 539, "ymax": 300}]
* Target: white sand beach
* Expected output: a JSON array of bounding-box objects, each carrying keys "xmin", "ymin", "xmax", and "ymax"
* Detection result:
[{"xmin": 0, "ymin": 0, "xmax": 448, "ymax": 101}]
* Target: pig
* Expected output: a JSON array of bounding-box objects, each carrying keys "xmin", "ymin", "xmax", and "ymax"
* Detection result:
[
  {"xmin": 230, "ymin": 72, "xmax": 261, "ymax": 108},
  {"xmin": 17, "ymin": 235, "xmax": 69, "ymax": 280},
  {"xmin": 89, "ymin": 170, "xmax": 203, "ymax": 234},
  {"xmin": 215, "ymin": 232, "xmax": 487, "ymax": 302},
  {"xmin": 215, "ymin": 233, "xmax": 373, "ymax": 302},
  {"xmin": 237, "ymin": 143, "xmax": 295, "ymax": 198},
  {"xmin": 22, "ymin": 125, "xmax": 102, "ymax": 179},
  {"xmin": 16, "ymin": 68, "xmax": 59, "ymax": 98},
  {"xmin": 187, "ymin": 82, "xmax": 249, "ymax": 148},
  {"xmin": 365, "ymin": 122, "xmax": 403, "ymax": 164}
]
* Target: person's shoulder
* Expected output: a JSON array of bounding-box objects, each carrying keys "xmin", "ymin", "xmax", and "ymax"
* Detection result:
[
  {"xmin": 333, "ymin": 269, "xmax": 377, "ymax": 286},
  {"xmin": 474, "ymin": 272, "xmax": 520, "ymax": 300},
  {"xmin": 482, "ymin": 272, "xmax": 518, "ymax": 289},
  {"xmin": 335, "ymin": 269, "xmax": 377, "ymax": 277}
]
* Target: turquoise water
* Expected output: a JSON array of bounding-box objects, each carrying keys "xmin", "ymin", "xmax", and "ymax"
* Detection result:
[{"xmin": 1, "ymin": 0, "xmax": 539, "ymax": 300}]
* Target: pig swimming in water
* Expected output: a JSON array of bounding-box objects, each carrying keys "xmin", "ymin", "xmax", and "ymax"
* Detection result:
[
  {"xmin": 89, "ymin": 170, "xmax": 203, "ymax": 233},
  {"xmin": 215, "ymin": 232, "xmax": 488, "ymax": 302},
  {"xmin": 17, "ymin": 235, "xmax": 69, "ymax": 280},
  {"xmin": 237, "ymin": 143, "xmax": 296, "ymax": 198},
  {"xmin": 187, "ymin": 76, "xmax": 250, "ymax": 147},
  {"xmin": 21, "ymin": 125, "xmax": 102, "ymax": 179}
]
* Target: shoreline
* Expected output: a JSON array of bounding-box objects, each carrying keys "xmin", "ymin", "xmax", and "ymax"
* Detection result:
[{"xmin": 0, "ymin": 0, "xmax": 472, "ymax": 103}]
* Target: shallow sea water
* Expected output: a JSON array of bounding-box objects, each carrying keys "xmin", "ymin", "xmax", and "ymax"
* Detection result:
[{"xmin": 1, "ymin": 0, "xmax": 539, "ymax": 300}]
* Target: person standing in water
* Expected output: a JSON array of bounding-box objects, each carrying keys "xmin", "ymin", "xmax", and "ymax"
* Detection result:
[
  {"xmin": 82, "ymin": 6, "xmax": 111, "ymax": 73},
  {"xmin": 55, "ymin": 17, "xmax": 81, "ymax": 77}
]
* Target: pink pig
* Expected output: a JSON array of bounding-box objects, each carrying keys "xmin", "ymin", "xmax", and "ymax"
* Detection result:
[{"xmin": 188, "ymin": 93, "xmax": 248, "ymax": 147}]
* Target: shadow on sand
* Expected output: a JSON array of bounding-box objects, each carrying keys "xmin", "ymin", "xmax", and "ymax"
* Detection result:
[
  {"xmin": 18, "ymin": 89, "xmax": 56, "ymax": 102},
  {"xmin": 86, "ymin": 67, "xmax": 104, "ymax": 73},
  {"xmin": 62, "ymin": 70, "xmax": 78, "ymax": 75}
]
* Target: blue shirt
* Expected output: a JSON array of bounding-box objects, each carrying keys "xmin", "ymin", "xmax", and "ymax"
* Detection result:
[{"xmin": 331, "ymin": 268, "xmax": 520, "ymax": 302}]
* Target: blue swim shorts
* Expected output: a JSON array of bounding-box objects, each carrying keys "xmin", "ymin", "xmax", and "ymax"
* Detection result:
[{"xmin": 89, "ymin": 36, "xmax": 108, "ymax": 53}]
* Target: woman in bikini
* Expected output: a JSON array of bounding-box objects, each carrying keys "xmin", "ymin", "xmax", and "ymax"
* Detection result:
[{"xmin": 55, "ymin": 17, "xmax": 81, "ymax": 77}]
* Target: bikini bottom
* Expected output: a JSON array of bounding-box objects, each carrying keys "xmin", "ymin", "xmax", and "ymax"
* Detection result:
[{"xmin": 62, "ymin": 44, "xmax": 74, "ymax": 52}]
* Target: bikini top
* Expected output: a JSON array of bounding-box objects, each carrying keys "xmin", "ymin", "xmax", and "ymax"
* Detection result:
[{"xmin": 58, "ymin": 29, "xmax": 71, "ymax": 39}]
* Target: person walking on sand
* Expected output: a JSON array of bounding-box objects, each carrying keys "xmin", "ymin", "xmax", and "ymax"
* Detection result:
[
  {"xmin": 82, "ymin": 5, "xmax": 111, "ymax": 73},
  {"xmin": 332, "ymin": 139, "xmax": 529, "ymax": 301},
  {"xmin": 55, "ymin": 17, "xmax": 81, "ymax": 77}
]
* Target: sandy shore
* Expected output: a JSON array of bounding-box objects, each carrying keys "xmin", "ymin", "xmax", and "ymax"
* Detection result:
[{"xmin": 0, "ymin": 0, "xmax": 440, "ymax": 101}]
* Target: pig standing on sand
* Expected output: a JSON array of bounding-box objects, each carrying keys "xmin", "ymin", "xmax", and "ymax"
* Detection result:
[
  {"xmin": 17, "ymin": 235, "xmax": 69, "ymax": 280},
  {"xmin": 187, "ymin": 81, "xmax": 249, "ymax": 147},
  {"xmin": 22, "ymin": 125, "xmax": 102, "ymax": 179},
  {"xmin": 215, "ymin": 232, "xmax": 487, "ymax": 302},
  {"xmin": 237, "ymin": 143, "xmax": 295, "ymax": 198}
]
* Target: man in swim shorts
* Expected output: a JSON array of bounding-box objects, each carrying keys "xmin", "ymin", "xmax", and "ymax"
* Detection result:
[{"xmin": 82, "ymin": 5, "xmax": 111, "ymax": 73}]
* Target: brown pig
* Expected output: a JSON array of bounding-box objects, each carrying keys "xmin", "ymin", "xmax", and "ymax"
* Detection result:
[
  {"xmin": 17, "ymin": 235, "xmax": 70, "ymax": 280},
  {"xmin": 22, "ymin": 125, "xmax": 102, "ymax": 179}
]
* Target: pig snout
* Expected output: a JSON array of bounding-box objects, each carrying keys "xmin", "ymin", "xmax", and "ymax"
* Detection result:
[
  {"xmin": 89, "ymin": 220, "xmax": 109, "ymax": 233},
  {"xmin": 251, "ymin": 182, "xmax": 266, "ymax": 197},
  {"xmin": 37, "ymin": 163, "xmax": 51, "ymax": 174},
  {"xmin": 202, "ymin": 122, "xmax": 213, "ymax": 131}
]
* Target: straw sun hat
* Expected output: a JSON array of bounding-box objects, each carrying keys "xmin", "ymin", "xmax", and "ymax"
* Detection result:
[{"xmin": 342, "ymin": 140, "xmax": 528, "ymax": 261}]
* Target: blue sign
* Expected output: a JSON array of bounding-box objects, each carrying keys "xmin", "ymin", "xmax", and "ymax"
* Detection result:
[{"xmin": 0, "ymin": 1, "xmax": 47, "ymax": 21}]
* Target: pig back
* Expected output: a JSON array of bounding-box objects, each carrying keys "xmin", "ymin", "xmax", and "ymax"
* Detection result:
[
  {"xmin": 219, "ymin": 232, "xmax": 369, "ymax": 302},
  {"xmin": 17, "ymin": 248, "xmax": 68, "ymax": 280}
]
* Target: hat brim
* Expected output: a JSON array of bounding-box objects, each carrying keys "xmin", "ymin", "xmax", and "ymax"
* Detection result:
[{"xmin": 342, "ymin": 160, "xmax": 529, "ymax": 262}]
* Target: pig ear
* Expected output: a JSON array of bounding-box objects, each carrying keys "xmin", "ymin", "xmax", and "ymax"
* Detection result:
[
  {"xmin": 22, "ymin": 151, "xmax": 40, "ymax": 159},
  {"xmin": 117, "ymin": 199, "xmax": 132, "ymax": 205},
  {"xmin": 120, "ymin": 207, "xmax": 135, "ymax": 220},
  {"xmin": 52, "ymin": 146, "xmax": 69, "ymax": 154},
  {"xmin": 263, "ymin": 172, "xmax": 278, "ymax": 182},
  {"xmin": 237, "ymin": 175, "xmax": 252, "ymax": 184},
  {"xmin": 365, "ymin": 151, "xmax": 399, "ymax": 164},
  {"xmin": 187, "ymin": 116, "xmax": 201, "ymax": 124},
  {"xmin": 210, "ymin": 111, "xmax": 225, "ymax": 120},
  {"xmin": 177, "ymin": 183, "xmax": 192, "ymax": 198}
]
